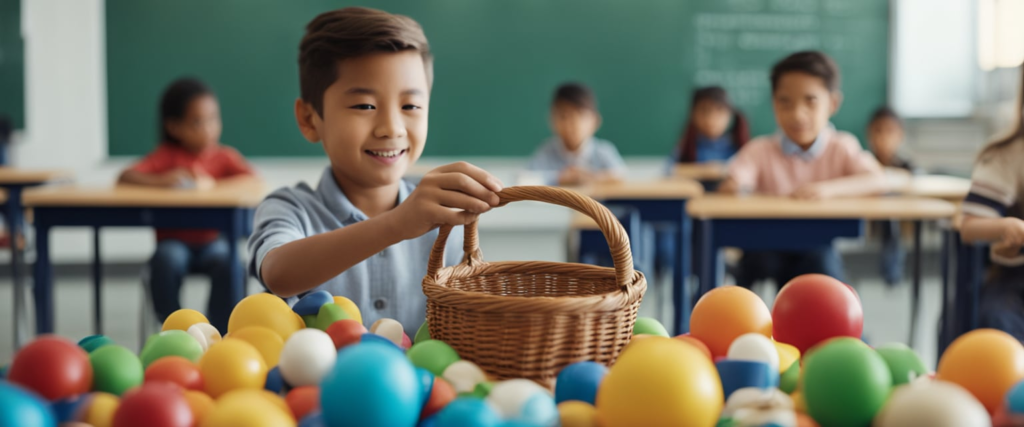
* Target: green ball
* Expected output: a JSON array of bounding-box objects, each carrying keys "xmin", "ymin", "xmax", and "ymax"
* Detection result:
[
  {"xmin": 140, "ymin": 330, "xmax": 203, "ymax": 368},
  {"xmin": 458, "ymin": 381, "xmax": 494, "ymax": 399},
  {"xmin": 407, "ymin": 339, "xmax": 460, "ymax": 376},
  {"xmin": 875, "ymin": 342, "xmax": 928, "ymax": 386},
  {"xmin": 315, "ymin": 303, "xmax": 350, "ymax": 331},
  {"xmin": 78, "ymin": 335, "xmax": 115, "ymax": 353},
  {"xmin": 414, "ymin": 321, "xmax": 431, "ymax": 344},
  {"xmin": 779, "ymin": 359, "xmax": 800, "ymax": 394},
  {"xmin": 89, "ymin": 345, "xmax": 144, "ymax": 395},
  {"xmin": 802, "ymin": 337, "xmax": 892, "ymax": 427},
  {"xmin": 632, "ymin": 317, "xmax": 669, "ymax": 337},
  {"xmin": 301, "ymin": 314, "xmax": 317, "ymax": 329}
]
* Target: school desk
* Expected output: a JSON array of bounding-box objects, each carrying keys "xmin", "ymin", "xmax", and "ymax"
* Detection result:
[
  {"xmin": 578, "ymin": 179, "xmax": 704, "ymax": 334},
  {"xmin": 672, "ymin": 163, "xmax": 729, "ymax": 191},
  {"xmin": 688, "ymin": 195, "xmax": 957, "ymax": 347},
  {"xmin": 0, "ymin": 168, "xmax": 72, "ymax": 348},
  {"xmin": 23, "ymin": 181, "xmax": 267, "ymax": 335}
]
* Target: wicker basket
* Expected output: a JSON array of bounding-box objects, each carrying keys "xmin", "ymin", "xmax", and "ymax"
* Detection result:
[{"xmin": 422, "ymin": 186, "xmax": 647, "ymax": 389}]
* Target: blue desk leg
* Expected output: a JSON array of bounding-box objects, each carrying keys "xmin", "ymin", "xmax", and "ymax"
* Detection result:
[
  {"xmin": 93, "ymin": 226, "xmax": 103, "ymax": 335},
  {"xmin": 908, "ymin": 221, "xmax": 923, "ymax": 346},
  {"xmin": 5, "ymin": 186, "xmax": 28, "ymax": 347},
  {"xmin": 33, "ymin": 219, "xmax": 54, "ymax": 334},
  {"xmin": 938, "ymin": 227, "xmax": 952, "ymax": 356},
  {"xmin": 673, "ymin": 213, "xmax": 692, "ymax": 334},
  {"xmin": 697, "ymin": 219, "xmax": 715, "ymax": 298},
  {"xmin": 227, "ymin": 208, "xmax": 245, "ymax": 305}
]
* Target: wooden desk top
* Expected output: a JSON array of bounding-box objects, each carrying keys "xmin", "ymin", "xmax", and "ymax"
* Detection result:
[
  {"xmin": 24, "ymin": 181, "xmax": 269, "ymax": 208},
  {"xmin": 688, "ymin": 195, "xmax": 957, "ymax": 220},
  {"xmin": 672, "ymin": 163, "xmax": 729, "ymax": 181},
  {"xmin": 901, "ymin": 175, "xmax": 970, "ymax": 201},
  {"xmin": 581, "ymin": 178, "xmax": 705, "ymax": 200},
  {"xmin": 0, "ymin": 168, "xmax": 72, "ymax": 185}
]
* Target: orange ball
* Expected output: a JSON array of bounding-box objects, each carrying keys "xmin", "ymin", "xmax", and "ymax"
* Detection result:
[
  {"xmin": 795, "ymin": 412, "xmax": 820, "ymax": 427},
  {"xmin": 937, "ymin": 328, "xmax": 1024, "ymax": 414},
  {"xmin": 183, "ymin": 390, "xmax": 214, "ymax": 424},
  {"xmin": 145, "ymin": 356, "xmax": 203, "ymax": 391},
  {"xmin": 672, "ymin": 334, "xmax": 712, "ymax": 360},
  {"xmin": 690, "ymin": 286, "xmax": 772, "ymax": 357},
  {"xmin": 285, "ymin": 386, "xmax": 320, "ymax": 421},
  {"xmin": 421, "ymin": 377, "xmax": 457, "ymax": 420}
]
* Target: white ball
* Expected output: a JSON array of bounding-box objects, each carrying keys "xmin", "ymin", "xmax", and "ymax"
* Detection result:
[
  {"xmin": 186, "ymin": 323, "xmax": 222, "ymax": 352},
  {"xmin": 723, "ymin": 388, "xmax": 796, "ymax": 426},
  {"xmin": 727, "ymin": 333, "xmax": 780, "ymax": 372},
  {"xmin": 874, "ymin": 380, "xmax": 990, "ymax": 427},
  {"xmin": 486, "ymin": 379, "xmax": 553, "ymax": 420},
  {"xmin": 442, "ymin": 360, "xmax": 488, "ymax": 394},
  {"xmin": 370, "ymin": 318, "xmax": 405, "ymax": 346},
  {"xmin": 279, "ymin": 328, "xmax": 337, "ymax": 387}
]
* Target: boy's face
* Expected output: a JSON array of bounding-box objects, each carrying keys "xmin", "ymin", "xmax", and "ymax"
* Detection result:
[
  {"xmin": 771, "ymin": 72, "xmax": 841, "ymax": 148},
  {"xmin": 551, "ymin": 102, "xmax": 600, "ymax": 152},
  {"xmin": 868, "ymin": 117, "xmax": 904, "ymax": 162},
  {"xmin": 296, "ymin": 51, "xmax": 429, "ymax": 190},
  {"xmin": 692, "ymin": 99, "xmax": 732, "ymax": 139},
  {"xmin": 168, "ymin": 95, "xmax": 222, "ymax": 153}
]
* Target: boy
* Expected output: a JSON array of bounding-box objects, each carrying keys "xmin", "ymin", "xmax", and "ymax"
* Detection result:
[
  {"xmin": 526, "ymin": 83, "xmax": 626, "ymax": 186},
  {"xmin": 867, "ymin": 106, "xmax": 915, "ymax": 285},
  {"xmin": 248, "ymin": 7, "xmax": 503, "ymax": 335},
  {"xmin": 719, "ymin": 51, "xmax": 885, "ymax": 289}
]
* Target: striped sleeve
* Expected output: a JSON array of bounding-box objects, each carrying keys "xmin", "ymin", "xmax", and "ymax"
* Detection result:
[{"xmin": 963, "ymin": 154, "xmax": 1019, "ymax": 218}]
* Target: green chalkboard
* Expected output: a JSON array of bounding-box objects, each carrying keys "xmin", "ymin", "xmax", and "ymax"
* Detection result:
[
  {"xmin": 106, "ymin": 0, "xmax": 888, "ymax": 157},
  {"xmin": 0, "ymin": 0, "xmax": 24, "ymax": 129}
]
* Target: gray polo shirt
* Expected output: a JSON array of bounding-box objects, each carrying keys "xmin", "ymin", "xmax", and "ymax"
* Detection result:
[{"xmin": 247, "ymin": 166, "xmax": 464, "ymax": 335}]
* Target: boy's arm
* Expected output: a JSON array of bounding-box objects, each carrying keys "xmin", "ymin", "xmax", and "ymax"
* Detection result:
[
  {"xmin": 719, "ymin": 142, "xmax": 760, "ymax": 195},
  {"xmin": 961, "ymin": 215, "xmax": 1024, "ymax": 244},
  {"xmin": 258, "ymin": 162, "xmax": 502, "ymax": 297},
  {"xmin": 792, "ymin": 172, "xmax": 887, "ymax": 200}
]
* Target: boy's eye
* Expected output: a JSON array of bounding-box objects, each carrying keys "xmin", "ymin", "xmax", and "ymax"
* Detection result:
[
  {"xmin": 350, "ymin": 104, "xmax": 376, "ymax": 110},
  {"xmin": 403, "ymin": 104, "xmax": 421, "ymax": 110}
]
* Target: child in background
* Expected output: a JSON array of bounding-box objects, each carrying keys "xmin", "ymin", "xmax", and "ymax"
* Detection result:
[
  {"xmin": 960, "ymin": 66, "xmax": 1024, "ymax": 341},
  {"xmin": 674, "ymin": 86, "xmax": 750, "ymax": 164},
  {"xmin": 867, "ymin": 106, "xmax": 915, "ymax": 285},
  {"xmin": 118, "ymin": 78, "xmax": 256, "ymax": 332},
  {"xmin": 249, "ymin": 8, "xmax": 501, "ymax": 336},
  {"xmin": 719, "ymin": 51, "xmax": 886, "ymax": 290},
  {"xmin": 527, "ymin": 83, "xmax": 626, "ymax": 186}
]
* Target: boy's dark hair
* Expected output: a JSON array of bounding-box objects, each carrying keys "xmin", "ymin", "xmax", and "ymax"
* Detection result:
[
  {"xmin": 869, "ymin": 106, "xmax": 903, "ymax": 127},
  {"xmin": 676, "ymin": 86, "xmax": 750, "ymax": 163},
  {"xmin": 770, "ymin": 51, "xmax": 841, "ymax": 93},
  {"xmin": 159, "ymin": 77, "xmax": 215, "ymax": 146},
  {"xmin": 552, "ymin": 82, "xmax": 597, "ymax": 111},
  {"xmin": 299, "ymin": 7, "xmax": 432, "ymax": 117}
]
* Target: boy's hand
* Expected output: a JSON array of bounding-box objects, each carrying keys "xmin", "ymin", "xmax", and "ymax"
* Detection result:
[
  {"xmin": 389, "ymin": 162, "xmax": 503, "ymax": 240},
  {"xmin": 1000, "ymin": 217, "xmax": 1024, "ymax": 247},
  {"xmin": 163, "ymin": 169, "xmax": 197, "ymax": 188},
  {"xmin": 792, "ymin": 183, "xmax": 832, "ymax": 200},
  {"xmin": 558, "ymin": 166, "xmax": 586, "ymax": 186},
  {"xmin": 993, "ymin": 238, "xmax": 1022, "ymax": 259},
  {"xmin": 191, "ymin": 166, "xmax": 216, "ymax": 191}
]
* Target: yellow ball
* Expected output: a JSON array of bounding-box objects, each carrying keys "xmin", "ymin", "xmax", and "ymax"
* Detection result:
[
  {"xmin": 200, "ymin": 389, "xmax": 295, "ymax": 427},
  {"xmin": 183, "ymin": 390, "xmax": 215, "ymax": 424},
  {"xmin": 228, "ymin": 294, "xmax": 302, "ymax": 340},
  {"xmin": 333, "ymin": 296, "xmax": 363, "ymax": 325},
  {"xmin": 82, "ymin": 392, "xmax": 120, "ymax": 427},
  {"xmin": 199, "ymin": 338, "xmax": 269, "ymax": 398},
  {"xmin": 559, "ymin": 401, "xmax": 598, "ymax": 427},
  {"xmin": 596, "ymin": 337, "xmax": 722, "ymax": 427},
  {"xmin": 229, "ymin": 327, "xmax": 285, "ymax": 367},
  {"xmin": 775, "ymin": 341, "xmax": 801, "ymax": 374},
  {"xmin": 163, "ymin": 309, "xmax": 210, "ymax": 332},
  {"xmin": 792, "ymin": 390, "xmax": 808, "ymax": 413}
]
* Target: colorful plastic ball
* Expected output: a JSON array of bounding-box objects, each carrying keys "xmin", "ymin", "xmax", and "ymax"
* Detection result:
[
  {"xmin": 443, "ymin": 360, "xmax": 488, "ymax": 394},
  {"xmin": 183, "ymin": 390, "xmax": 214, "ymax": 425},
  {"xmin": 89, "ymin": 345, "xmax": 143, "ymax": 396},
  {"xmin": 690, "ymin": 286, "xmax": 772, "ymax": 357},
  {"xmin": 772, "ymin": 274, "xmax": 863, "ymax": 354},
  {"xmin": 162, "ymin": 309, "xmax": 209, "ymax": 332},
  {"xmin": 292, "ymin": 290, "xmax": 333, "ymax": 316},
  {"xmin": 186, "ymin": 323, "xmax": 222, "ymax": 352},
  {"xmin": 112, "ymin": 382, "xmax": 193, "ymax": 427},
  {"xmin": 299, "ymin": 411, "xmax": 326, "ymax": 427},
  {"xmin": 198, "ymin": 338, "xmax": 268, "ymax": 398},
  {"xmin": 801, "ymin": 337, "xmax": 891, "ymax": 427},
  {"xmin": 779, "ymin": 360, "xmax": 800, "ymax": 394},
  {"xmin": 0, "ymin": 381, "xmax": 56, "ymax": 427},
  {"xmin": 464, "ymin": 382, "xmax": 495, "ymax": 400},
  {"xmin": 321, "ymin": 342, "xmax": 421, "ymax": 427},
  {"xmin": 332, "ymin": 296, "xmax": 363, "ymax": 325},
  {"xmin": 325, "ymin": 319, "xmax": 367, "ymax": 350},
  {"xmin": 422, "ymin": 376, "xmax": 457, "ymax": 420},
  {"xmin": 414, "ymin": 321, "xmax": 431, "ymax": 344},
  {"xmin": 488, "ymin": 379, "xmax": 557, "ymax": 426},
  {"xmin": 286, "ymin": 386, "xmax": 320, "ymax": 421},
  {"xmin": 82, "ymin": 392, "xmax": 119, "ymax": 427},
  {"xmin": 632, "ymin": 317, "xmax": 669, "ymax": 337},
  {"xmin": 139, "ymin": 330, "xmax": 204, "ymax": 368},
  {"xmin": 875, "ymin": 343, "xmax": 928, "ymax": 386},
  {"xmin": 199, "ymin": 389, "xmax": 295, "ymax": 427},
  {"xmin": 558, "ymin": 400, "xmax": 598, "ymax": 427},
  {"xmin": 78, "ymin": 335, "xmax": 115, "ymax": 353},
  {"xmin": 774, "ymin": 341, "xmax": 800, "ymax": 374},
  {"xmin": 144, "ymin": 356, "xmax": 203, "ymax": 391},
  {"xmin": 314, "ymin": 303, "xmax": 350, "ymax": 331},
  {"xmin": 8, "ymin": 335, "xmax": 93, "ymax": 400},
  {"xmin": 728, "ymin": 333, "xmax": 781, "ymax": 373},
  {"xmin": 673, "ymin": 334, "xmax": 712, "ymax": 360},
  {"xmin": 301, "ymin": 315, "xmax": 317, "ymax": 329},
  {"xmin": 408, "ymin": 340, "xmax": 461, "ymax": 377},
  {"xmin": 434, "ymin": 397, "xmax": 501, "ymax": 427},
  {"xmin": 279, "ymin": 329, "xmax": 337, "ymax": 387},
  {"xmin": 370, "ymin": 318, "xmax": 405, "ymax": 346},
  {"xmin": 874, "ymin": 380, "xmax": 990, "ymax": 427},
  {"xmin": 51, "ymin": 394, "xmax": 88, "ymax": 423},
  {"xmin": 1009, "ymin": 380, "xmax": 1024, "ymax": 414},
  {"xmin": 596, "ymin": 336, "xmax": 722, "ymax": 427},
  {"xmin": 265, "ymin": 366, "xmax": 286, "ymax": 394},
  {"xmin": 229, "ymin": 326, "xmax": 284, "ymax": 367},
  {"xmin": 361, "ymin": 333, "xmax": 402, "ymax": 351},
  {"xmin": 938, "ymin": 328, "xmax": 1024, "ymax": 414},
  {"xmin": 554, "ymin": 361, "xmax": 608, "ymax": 405},
  {"xmin": 227, "ymin": 293, "xmax": 303, "ymax": 340},
  {"xmin": 401, "ymin": 332, "xmax": 412, "ymax": 350}
]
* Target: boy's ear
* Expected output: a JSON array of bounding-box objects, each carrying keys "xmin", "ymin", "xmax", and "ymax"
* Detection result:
[
  {"xmin": 294, "ymin": 99, "xmax": 322, "ymax": 143},
  {"xmin": 593, "ymin": 111, "xmax": 603, "ymax": 131},
  {"xmin": 830, "ymin": 91, "xmax": 844, "ymax": 116}
]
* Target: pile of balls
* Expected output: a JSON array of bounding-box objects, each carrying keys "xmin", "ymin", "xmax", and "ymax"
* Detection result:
[{"xmin": 4, "ymin": 274, "xmax": 1024, "ymax": 427}]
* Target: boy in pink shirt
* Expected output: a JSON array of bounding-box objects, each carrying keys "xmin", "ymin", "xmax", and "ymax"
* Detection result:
[{"xmin": 720, "ymin": 51, "xmax": 885, "ymax": 290}]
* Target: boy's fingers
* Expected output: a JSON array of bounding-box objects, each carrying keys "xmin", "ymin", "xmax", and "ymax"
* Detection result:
[
  {"xmin": 435, "ymin": 191, "xmax": 493, "ymax": 214},
  {"xmin": 432, "ymin": 162, "xmax": 504, "ymax": 193},
  {"xmin": 434, "ymin": 173, "xmax": 500, "ymax": 207},
  {"xmin": 436, "ymin": 209, "xmax": 479, "ymax": 227}
]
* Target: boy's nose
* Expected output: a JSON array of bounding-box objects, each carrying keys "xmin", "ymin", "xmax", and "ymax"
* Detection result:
[{"xmin": 374, "ymin": 111, "xmax": 407, "ymax": 139}]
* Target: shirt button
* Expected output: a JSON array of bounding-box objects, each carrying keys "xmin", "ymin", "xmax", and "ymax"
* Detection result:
[{"xmin": 374, "ymin": 299, "xmax": 386, "ymax": 310}]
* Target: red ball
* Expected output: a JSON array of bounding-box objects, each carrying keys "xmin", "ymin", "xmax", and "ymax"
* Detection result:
[
  {"xmin": 421, "ymin": 376, "xmax": 457, "ymax": 420},
  {"xmin": 285, "ymin": 386, "xmax": 320, "ymax": 420},
  {"xmin": 772, "ymin": 274, "xmax": 863, "ymax": 354},
  {"xmin": 113, "ymin": 382, "xmax": 193, "ymax": 427},
  {"xmin": 7, "ymin": 335, "xmax": 93, "ymax": 400},
  {"xmin": 144, "ymin": 356, "xmax": 203, "ymax": 391},
  {"xmin": 326, "ymin": 320, "xmax": 368, "ymax": 350}
]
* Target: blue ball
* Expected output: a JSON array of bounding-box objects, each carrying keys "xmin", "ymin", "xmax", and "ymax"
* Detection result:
[
  {"xmin": 416, "ymin": 367, "xmax": 435, "ymax": 408},
  {"xmin": 434, "ymin": 397, "xmax": 501, "ymax": 427},
  {"xmin": 293, "ymin": 290, "xmax": 334, "ymax": 316},
  {"xmin": 498, "ymin": 421, "xmax": 541, "ymax": 427},
  {"xmin": 418, "ymin": 415, "xmax": 437, "ymax": 427},
  {"xmin": 78, "ymin": 335, "xmax": 114, "ymax": 353},
  {"xmin": 360, "ymin": 333, "xmax": 402, "ymax": 351},
  {"xmin": 299, "ymin": 411, "xmax": 326, "ymax": 427},
  {"xmin": 51, "ymin": 394, "xmax": 89, "ymax": 423},
  {"xmin": 321, "ymin": 342, "xmax": 420, "ymax": 427},
  {"xmin": 518, "ymin": 393, "xmax": 558, "ymax": 426},
  {"xmin": 265, "ymin": 366, "xmax": 286, "ymax": 394},
  {"xmin": 0, "ymin": 381, "xmax": 57, "ymax": 427},
  {"xmin": 554, "ymin": 361, "xmax": 608, "ymax": 404},
  {"xmin": 1008, "ymin": 380, "xmax": 1024, "ymax": 414}
]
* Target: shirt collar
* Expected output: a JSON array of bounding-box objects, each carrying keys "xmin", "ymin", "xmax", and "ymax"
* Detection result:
[
  {"xmin": 316, "ymin": 166, "xmax": 411, "ymax": 223},
  {"xmin": 780, "ymin": 123, "xmax": 834, "ymax": 160},
  {"xmin": 554, "ymin": 136, "xmax": 596, "ymax": 164}
]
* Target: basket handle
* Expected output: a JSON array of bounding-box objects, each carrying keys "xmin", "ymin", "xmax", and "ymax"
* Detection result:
[{"xmin": 426, "ymin": 186, "xmax": 635, "ymax": 289}]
